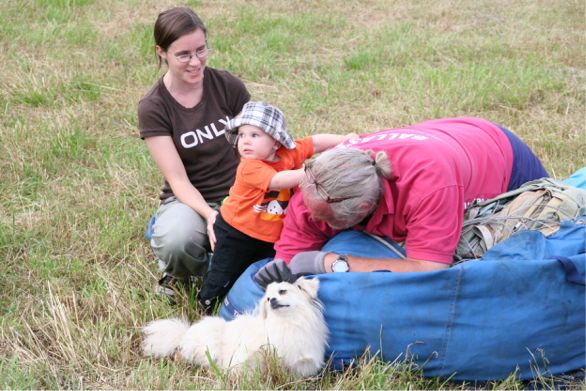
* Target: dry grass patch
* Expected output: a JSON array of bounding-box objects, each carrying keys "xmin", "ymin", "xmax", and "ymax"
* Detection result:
[{"xmin": 1, "ymin": 0, "xmax": 584, "ymax": 389}]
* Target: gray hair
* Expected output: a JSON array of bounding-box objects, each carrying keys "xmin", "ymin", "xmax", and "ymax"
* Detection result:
[{"xmin": 307, "ymin": 147, "xmax": 392, "ymax": 225}]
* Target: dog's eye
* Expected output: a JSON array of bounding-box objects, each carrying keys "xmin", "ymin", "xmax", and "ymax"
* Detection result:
[{"xmin": 278, "ymin": 289, "xmax": 287, "ymax": 295}]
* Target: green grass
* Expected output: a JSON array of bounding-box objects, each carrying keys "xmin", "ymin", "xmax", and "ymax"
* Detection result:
[{"xmin": 1, "ymin": 0, "xmax": 585, "ymax": 389}]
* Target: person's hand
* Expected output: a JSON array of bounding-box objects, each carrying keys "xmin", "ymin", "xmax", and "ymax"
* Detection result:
[
  {"xmin": 288, "ymin": 251, "xmax": 327, "ymax": 275},
  {"xmin": 206, "ymin": 210, "xmax": 218, "ymax": 251},
  {"xmin": 254, "ymin": 260, "xmax": 298, "ymax": 289},
  {"xmin": 254, "ymin": 251, "xmax": 328, "ymax": 289}
]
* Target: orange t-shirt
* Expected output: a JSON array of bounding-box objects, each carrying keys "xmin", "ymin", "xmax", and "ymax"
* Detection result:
[{"xmin": 220, "ymin": 137, "xmax": 314, "ymax": 243}]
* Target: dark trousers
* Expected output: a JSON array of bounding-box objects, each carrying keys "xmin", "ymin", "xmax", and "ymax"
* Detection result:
[
  {"xmin": 197, "ymin": 212, "xmax": 275, "ymax": 313},
  {"xmin": 497, "ymin": 125, "xmax": 549, "ymax": 190}
]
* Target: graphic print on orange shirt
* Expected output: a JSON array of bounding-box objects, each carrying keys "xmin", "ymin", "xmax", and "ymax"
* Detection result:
[{"xmin": 253, "ymin": 189, "xmax": 292, "ymax": 221}]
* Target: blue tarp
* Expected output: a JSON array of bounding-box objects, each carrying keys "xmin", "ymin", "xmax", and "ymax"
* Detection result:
[{"xmin": 220, "ymin": 170, "xmax": 586, "ymax": 381}]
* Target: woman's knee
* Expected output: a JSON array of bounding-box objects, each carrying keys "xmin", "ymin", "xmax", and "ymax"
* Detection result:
[{"xmin": 149, "ymin": 199, "xmax": 210, "ymax": 277}]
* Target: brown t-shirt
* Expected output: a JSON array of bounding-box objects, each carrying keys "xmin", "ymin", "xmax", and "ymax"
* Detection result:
[{"xmin": 138, "ymin": 67, "xmax": 250, "ymax": 201}]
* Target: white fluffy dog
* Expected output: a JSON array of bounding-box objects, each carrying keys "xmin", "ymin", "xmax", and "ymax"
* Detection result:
[{"xmin": 142, "ymin": 277, "xmax": 328, "ymax": 377}]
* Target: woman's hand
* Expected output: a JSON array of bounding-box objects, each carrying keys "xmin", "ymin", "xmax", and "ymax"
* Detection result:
[
  {"xmin": 254, "ymin": 251, "xmax": 328, "ymax": 288},
  {"xmin": 207, "ymin": 210, "xmax": 218, "ymax": 251}
]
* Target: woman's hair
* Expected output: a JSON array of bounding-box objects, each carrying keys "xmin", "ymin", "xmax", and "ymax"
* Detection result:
[
  {"xmin": 153, "ymin": 7, "xmax": 207, "ymax": 67},
  {"xmin": 307, "ymin": 147, "xmax": 392, "ymax": 225}
]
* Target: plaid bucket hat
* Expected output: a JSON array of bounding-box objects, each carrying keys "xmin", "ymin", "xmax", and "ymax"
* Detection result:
[{"xmin": 225, "ymin": 101, "xmax": 296, "ymax": 149}]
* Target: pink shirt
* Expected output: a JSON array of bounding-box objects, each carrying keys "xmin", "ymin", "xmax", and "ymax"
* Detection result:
[{"xmin": 274, "ymin": 117, "xmax": 513, "ymax": 264}]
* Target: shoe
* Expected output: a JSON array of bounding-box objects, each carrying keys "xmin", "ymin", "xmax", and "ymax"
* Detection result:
[
  {"xmin": 197, "ymin": 297, "xmax": 219, "ymax": 315},
  {"xmin": 154, "ymin": 274, "xmax": 177, "ymax": 304}
]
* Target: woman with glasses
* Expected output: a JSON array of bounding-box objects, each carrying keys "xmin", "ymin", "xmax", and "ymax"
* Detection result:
[
  {"xmin": 254, "ymin": 117, "xmax": 548, "ymax": 285},
  {"xmin": 138, "ymin": 7, "xmax": 250, "ymax": 298}
]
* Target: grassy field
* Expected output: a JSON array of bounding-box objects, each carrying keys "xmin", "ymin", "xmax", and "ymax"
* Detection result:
[{"xmin": 1, "ymin": 0, "xmax": 584, "ymax": 389}]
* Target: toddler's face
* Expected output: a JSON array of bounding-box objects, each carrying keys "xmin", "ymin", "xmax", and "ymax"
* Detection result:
[{"xmin": 237, "ymin": 125, "xmax": 279, "ymax": 161}]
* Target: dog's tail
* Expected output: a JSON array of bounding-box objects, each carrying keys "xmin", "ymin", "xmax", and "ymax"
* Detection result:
[{"xmin": 142, "ymin": 318, "xmax": 191, "ymax": 358}]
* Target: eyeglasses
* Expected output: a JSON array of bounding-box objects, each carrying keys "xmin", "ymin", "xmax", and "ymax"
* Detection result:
[
  {"xmin": 173, "ymin": 45, "xmax": 209, "ymax": 63},
  {"xmin": 304, "ymin": 163, "xmax": 354, "ymax": 204}
]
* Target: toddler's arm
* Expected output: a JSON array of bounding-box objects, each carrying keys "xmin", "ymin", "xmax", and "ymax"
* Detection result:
[
  {"xmin": 268, "ymin": 168, "xmax": 305, "ymax": 191},
  {"xmin": 312, "ymin": 133, "xmax": 358, "ymax": 153}
]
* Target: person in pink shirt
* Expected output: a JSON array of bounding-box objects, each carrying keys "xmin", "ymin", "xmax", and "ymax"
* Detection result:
[{"xmin": 254, "ymin": 117, "xmax": 548, "ymax": 285}]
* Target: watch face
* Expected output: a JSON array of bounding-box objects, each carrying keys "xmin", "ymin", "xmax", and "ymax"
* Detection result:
[{"xmin": 332, "ymin": 257, "xmax": 349, "ymax": 272}]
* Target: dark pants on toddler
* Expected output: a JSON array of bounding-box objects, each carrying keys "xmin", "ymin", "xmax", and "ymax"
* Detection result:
[{"xmin": 198, "ymin": 212, "xmax": 275, "ymax": 314}]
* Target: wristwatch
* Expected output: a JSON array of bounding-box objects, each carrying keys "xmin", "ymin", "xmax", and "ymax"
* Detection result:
[{"xmin": 331, "ymin": 254, "xmax": 350, "ymax": 273}]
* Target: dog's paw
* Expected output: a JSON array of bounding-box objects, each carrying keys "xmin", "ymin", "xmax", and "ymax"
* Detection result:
[{"xmin": 287, "ymin": 357, "xmax": 321, "ymax": 377}]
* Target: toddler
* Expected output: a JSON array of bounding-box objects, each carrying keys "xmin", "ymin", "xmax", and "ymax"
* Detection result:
[{"xmin": 197, "ymin": 101, "xmax": 351, "ymax": 313}]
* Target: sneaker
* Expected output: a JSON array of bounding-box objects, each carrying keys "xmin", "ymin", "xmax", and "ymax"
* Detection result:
[
  {"xmin": 197, "ymin": 297, "xmax": 219, "ymax": 315},
  {"xmin": 154, "ymin": 274, "xmax": 178, "ymax": 304}
]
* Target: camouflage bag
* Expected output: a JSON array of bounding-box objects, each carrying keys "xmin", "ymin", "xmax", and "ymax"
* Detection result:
[{"xmin": 454, "ymin": 178, "xmax": 586, "ymax": 262}]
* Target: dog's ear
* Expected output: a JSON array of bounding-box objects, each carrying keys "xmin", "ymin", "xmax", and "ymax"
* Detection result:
[{"xmin": 294, "ymin": 277, "xmax": 320, "ymax": 299}]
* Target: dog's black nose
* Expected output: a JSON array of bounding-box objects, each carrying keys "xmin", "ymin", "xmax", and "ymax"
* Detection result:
[
  {"xmin": 269, "ymin": 297, "xmax": 290, "ymax": 309},
  {"xmin": 269, "ymin": 297, "xmax": 281, "ymax": 309}
]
